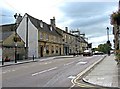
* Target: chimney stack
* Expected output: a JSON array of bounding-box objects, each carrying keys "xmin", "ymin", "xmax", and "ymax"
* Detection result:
[
  {"xmin": 15, "ymin": 14, "xmax": 22, "ymax": 24},
  {"xmin": 65, "ymin": 27, "xmax": 68, "ymax": 32},
  {"xmin": 50, "ymin": 17, "xmax": 56, "ymax": 28}
]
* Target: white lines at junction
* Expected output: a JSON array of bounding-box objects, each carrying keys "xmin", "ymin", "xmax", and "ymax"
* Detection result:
[{"xmin": 32, "ymin": 67, "xmax": 58, "ymax": 76}]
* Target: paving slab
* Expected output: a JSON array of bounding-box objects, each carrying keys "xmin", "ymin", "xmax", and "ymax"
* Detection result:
[{"xmin": 83, "ymin": 54, "xmax": 118, "ymax": 88}]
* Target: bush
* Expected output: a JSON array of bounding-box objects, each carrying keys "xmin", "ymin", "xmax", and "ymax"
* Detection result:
[{"xmin": 115, "ymin": 50, "xmax": 120, "ymax": 64}]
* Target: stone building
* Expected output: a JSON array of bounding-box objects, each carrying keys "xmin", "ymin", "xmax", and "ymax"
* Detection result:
[
  {"xmin": 111, "ymin": 0, "xmax": 120, "ymax": 52},
  {"xmin": 1, "ymin": 13, "xmax": 88, "ymax": 60},
  {"xmin": 0, "ymin": 24, "xmax": 25, "ymax": 60}
]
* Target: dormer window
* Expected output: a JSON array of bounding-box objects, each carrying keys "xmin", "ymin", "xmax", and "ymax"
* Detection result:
[
  {"xmin": 50, "ymin": 26, "xmax": 53, "ymax": 31},
  {"xmin": 40, "ymin": 21, "xmax": 43, "ymax": 28}
]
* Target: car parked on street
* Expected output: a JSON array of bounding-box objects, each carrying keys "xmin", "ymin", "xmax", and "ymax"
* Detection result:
[{"xmin": 83, "ymin": 50, "xmax": 93, "ymax": 56}]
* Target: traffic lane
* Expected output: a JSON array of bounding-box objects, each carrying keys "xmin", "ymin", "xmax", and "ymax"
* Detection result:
[
  {"xmin": 2, "ymin": 56, "xmax": 84, "ymax": 87},
  {"xmin": 15, "ymin": 55, "xmax": 104, "ymax": 87},
  {"xmin": 2, "ymin": 55, "xmax": 104, "ymax": 87},
  {"xmin": 45, "ymin": 55, "xmax": 104, "ymax": 87},
  {"xmin": 2, "ymin": 57, "xmax": 79, "ymax": 79},
  {"xmin": 2, "ymin": 57, "xmax": 79, "ymax": 87},
  {"xmin": 2, "ymin": 55, "xmax": 103, "ymax": 87}
]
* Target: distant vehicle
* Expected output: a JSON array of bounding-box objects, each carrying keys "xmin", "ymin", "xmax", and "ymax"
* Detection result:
[
  {"xmin": 93, "ymin": 51, "xmax": 104, "ymax": 55},
  {"xmin": 4, "ymin": 56, "xmax": 10, "ymax": 62},
  {"xmin": 110, "ymin": 50, "xmax": 114, "ymax": 54},
  {"xmin": 83, "ymin": 50, "xmax": 93, "ymax": 56}
]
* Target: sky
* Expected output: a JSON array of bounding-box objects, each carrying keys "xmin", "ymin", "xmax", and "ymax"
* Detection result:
[{"xmin": 0, "ymin": 0, "xmax": 119, "ymax": 48}]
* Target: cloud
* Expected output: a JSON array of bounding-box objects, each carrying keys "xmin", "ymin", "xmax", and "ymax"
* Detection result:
[
  {"xmin": 58, "ymin": 2, "xmax": 117, "ymax": 28},
  {"xmin": 0, "ymin": 0, "xmax": 118, "ymax": 48},
  {"xmin": 88, "ymin": 34, "xmax": 114, "ymax": 48},
  {"xmin": 0, "ymin": 7, "xmax": 15, "ymax": 25},
  {"xmin": 57, "ymin": 1, "xmax": 117, "ymax": 47}
]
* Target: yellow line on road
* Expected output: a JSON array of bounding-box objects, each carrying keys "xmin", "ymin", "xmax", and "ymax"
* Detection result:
[{"xmin": 70, "ymin": 56, "xmax": 106, "ymax": 88}]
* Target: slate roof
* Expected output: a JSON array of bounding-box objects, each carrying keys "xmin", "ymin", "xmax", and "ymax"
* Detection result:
[
  {"xmin": 0, "ymin": 24, "xmax": 16, "ymax": 32},
  {"xmin": 0, "ymin": 24, "xmax": 15, "ymax": 41},
  {"xmin": 27, "ymin": 14, "xmax": 62, "ymax": 37}
]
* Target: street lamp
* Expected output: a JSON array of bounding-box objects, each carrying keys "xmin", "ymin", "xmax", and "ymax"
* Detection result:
[
  {"xmin": 106, "ymin": 27, "xmax": 111, "ymax": 55},
  {"xmin": 106, "ymin": 27, "xmax": 109, "ymax": 41},
  {"xmin": 14, "ymin": 29, "xmax": 18, "ymax": 63},
  {"xmin": 14, "ymin": 38, "xmax": 17, "ymax": 63},
  {"xmin": 14, "ymin": 13, "xmax": 18, "ymax": 63}
]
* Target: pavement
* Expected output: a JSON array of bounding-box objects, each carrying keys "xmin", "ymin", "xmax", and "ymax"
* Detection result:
[
  {"xmin": 82, "ymin": 54, "xmax": 120, "ymax": 88},
  {"xmin": 0, "ymin": 55, "xmax": 75, "ymax": 67}
]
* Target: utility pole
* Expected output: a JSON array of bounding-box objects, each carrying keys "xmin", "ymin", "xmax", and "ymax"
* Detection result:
[
  {"xmin": 25, "ymin": 14, "xmax": 28, "ymax": 59},
  {"xmin": 14, "ymin": 13, "xmax": 18, "ymax": 63},
  {"xmin": 107, "ymin": 27, "xmax": 109, "ymax": 41},
  {"xmin": 106, "ymin": 27, "xmax": 111, "ymax": 56}
]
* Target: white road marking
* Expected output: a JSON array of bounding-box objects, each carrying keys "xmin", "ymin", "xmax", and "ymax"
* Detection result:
[
  {"xmin": 64, "ymin": 62, "xmax": 74, "ymax": 66},
  {"xmin": 76, "ymin": 61, "xmax": 87, "ymax": 65},
  {"xmin": 32, "ymin": 67, "xmax": 58, "ymax": 76},
  {"xmin": 44, "ymin": 61, "xmax": 52, "ymax": 64},
  {"xmin": 45, "ymin": 63, "xmax": 48, "ymax": 64},
  {"xmin": 2, "ymin": 71, "xmax": 7, "ymax": 74},
  {"xmin": 86, "ymin": 57, "xmax": 92, "ymax": 58},
  {"xmin": 12, "ymin": 70, "xmax": 15, "ymax": 72},
  {"xmin": 68, "ymin": 75, "xmax": 76, "ymax": 79},
  {"xmin": 2, "ymin": 70, "xmax": 11, "ymax": 74}
]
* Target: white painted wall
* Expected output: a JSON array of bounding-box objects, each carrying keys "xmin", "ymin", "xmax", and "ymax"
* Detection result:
[
  {"xmin": 17, "ymin": 15, "xmax": 27, "ymax": 45},
  {"xmin": 0, "ymin": 47, "xmax": 2, "ymax": 62},
  {"xmin": 17, "ymin": 14, "xmax": 38, "ymax": 58},
  {"xmin": 28, "ymin": 18, "xmax": 38, "ymax": 58}
]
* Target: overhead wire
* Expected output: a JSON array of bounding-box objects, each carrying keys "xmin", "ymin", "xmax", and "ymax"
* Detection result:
[{"xmin": 2, "ymin": 0, "xmax": 22, "ymax": 15}]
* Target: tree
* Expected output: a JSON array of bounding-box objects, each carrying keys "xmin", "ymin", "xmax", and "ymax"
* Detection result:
[{"xmin": 98, "ymin": 43, "xmax": 111, "ymax": 54}]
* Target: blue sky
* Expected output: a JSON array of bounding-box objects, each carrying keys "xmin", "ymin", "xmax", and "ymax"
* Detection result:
[{"xmin": 0, "ymin": 0, "xmax": 119, "ymax": 48}]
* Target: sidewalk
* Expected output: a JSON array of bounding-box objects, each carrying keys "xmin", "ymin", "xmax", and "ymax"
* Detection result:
[
  {"xmin": 83, "ymin": 54, "xmax": 119, "ymax": 88},
  {"xmin": 0, "ymin": 55, "xmax": 74, "ymax": 67}
]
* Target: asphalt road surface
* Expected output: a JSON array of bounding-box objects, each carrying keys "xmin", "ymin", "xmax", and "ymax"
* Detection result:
[{"xmin": 2, "ymin": 55, "xmax": 105, "ymax": 87}]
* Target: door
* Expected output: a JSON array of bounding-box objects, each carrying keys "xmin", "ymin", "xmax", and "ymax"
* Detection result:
[
  {"xmin": 59, "ymin": 48, "xmax": 61, "ymax": 55},
  {"xmin": 40, "ymin": 46, "xmax": 43, "ymax": 57}
]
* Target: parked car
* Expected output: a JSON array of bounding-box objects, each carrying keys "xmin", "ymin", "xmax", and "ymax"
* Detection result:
[
  {"xmin": 93, "ymin": 51, "xmax": 104, "ymax": 55},
  {"xmin": 83, "ymin": 50, "xmax": 93, "ymax": 56},
  {"xmin": 4, "ymin": 56, "xmax": 10, "ymax": 62}
]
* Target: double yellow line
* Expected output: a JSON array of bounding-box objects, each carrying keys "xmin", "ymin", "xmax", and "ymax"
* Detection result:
[{"xmin": 70, "ymin": 55, "xmax": 106, "ymax": 88}]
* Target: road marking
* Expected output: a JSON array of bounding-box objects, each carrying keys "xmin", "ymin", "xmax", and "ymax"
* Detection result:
[
  {"xmin": 11, "ymin": 70, "xmax": 15, "ymax": 72},
  {"xmin": 86, "ymin": 57, "xmax": 92, "ymax": 59},
  {"xmin": 76, "ymin": 61, "xmax": 87, "ymax": 65},
  {"xmin": 2, "ymin": 70, "xmax": 11, "ymax": 74},
  {"xmin": 68, "ymin": 75, "xmax": 76, "ymax": 79},
  {"xmin": 32, "ymin": 67, "xmax": 58, "ymax": 76},
  {"xmin": 70, "ymin": 55, "xmax": 106, "ymax": 88},
  {"xmin": 64, "ymin": 62, "xmax": 74, "ymax": 66},
  {"xmin": 45, "ymin": 63, "xmax": 48, "ymax": 64}
]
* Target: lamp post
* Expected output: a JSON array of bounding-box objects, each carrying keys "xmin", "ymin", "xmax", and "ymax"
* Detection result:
[
  {"xmin": 14, "ymin": 39, "xmax": 17, "ymax": 63},
  {"xmin": 106, "ymin": 27, "xmax": 111, "ymax": 55},
  {"xmin": 107, "ymin": 27, "xmax": 109, "ymax": 41},
  {"xmin": 14, "ymin": 13, "xmax": 18, "ymax": 63}
]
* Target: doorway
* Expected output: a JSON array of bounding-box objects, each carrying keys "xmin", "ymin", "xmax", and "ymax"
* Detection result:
[{"xmin": 40, "ymin": 46, "xmax": 43, "ymax": 57}]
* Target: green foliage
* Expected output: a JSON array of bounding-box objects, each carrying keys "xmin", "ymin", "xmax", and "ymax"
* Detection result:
[
  {"xmin": 97, "ymin": 43, "xmax": 111, "ymax": 54},
  {"xmin": 115, "ymin": 51, "xmax": 120, "ymax": 63},
  {"xmin": 92, "ymin": 48, "xmax": 98, "ymax": 52},
  {"xmin": 111, "ymin": 11, "xmax": 120, "ymax": 25}
]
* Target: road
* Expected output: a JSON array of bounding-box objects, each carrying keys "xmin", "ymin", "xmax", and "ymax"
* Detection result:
[{"xmin": 2, "ymin": 55, "xmax": 105, "ymax": 87}]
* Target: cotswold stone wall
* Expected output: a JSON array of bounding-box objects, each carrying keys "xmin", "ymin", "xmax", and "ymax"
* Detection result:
[{"xmin": 2, "ymin": 47, "xmax": 25, "ymax": 61}]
